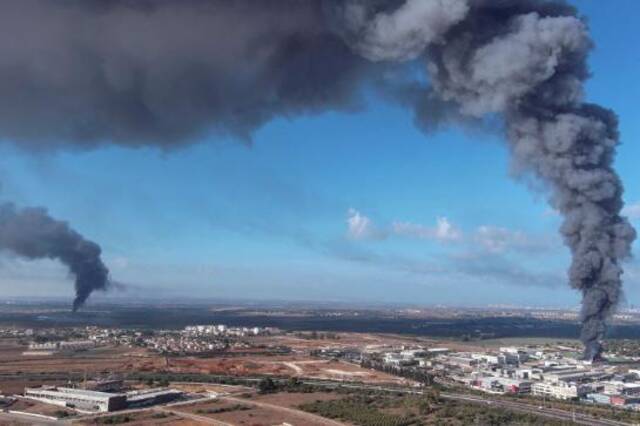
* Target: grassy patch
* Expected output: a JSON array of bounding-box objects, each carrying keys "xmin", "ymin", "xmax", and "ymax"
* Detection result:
[{"xmin": 299, "ymin": 392, "xmax": 574, "ymax": 426}]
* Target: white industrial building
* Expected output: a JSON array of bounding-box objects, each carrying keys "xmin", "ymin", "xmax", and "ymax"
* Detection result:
[
  {"xmin": 471, "ymin": 353, "xmax": 500, "ymax": 365},
  {"xmin": 531, "ymin": 382, "xmax": 589, "ymax": 400},
  {"xmin": 384, "ymin": 352, "xmax": 417, "ymax": 367},
  {"xmin": 542, "ymin": 368, "xmax": 609, "ymax": 384},
  {"xmin": 24, "ymin": 387, "xmax": 127, "ymax": 412}
]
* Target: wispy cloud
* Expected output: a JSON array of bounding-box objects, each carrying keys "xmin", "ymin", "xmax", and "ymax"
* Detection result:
[
  {"xmin": 347, "ymin": 209, "xmax": 462, "ymax": 243},
  {"xmin": 473, "ymin": 225, "xmax": 553, "ymax": 254},
  {"xmin": 392, "ymin": 217, "xmax": 463, "ymax": 242},
  {"xmin": 346, "ymin": 208, "xmax": 554, "ymax": 254},
  {"xmin": 340, "ymin": 208, "xmax": 563, "ymax": 289},
  {"xmin": 446, "ymin": 250, "xmax": 563, "ymax": 288},
  {"xmin": 325, "ymin": 236, "xmax": 561, "ymax": 289}
]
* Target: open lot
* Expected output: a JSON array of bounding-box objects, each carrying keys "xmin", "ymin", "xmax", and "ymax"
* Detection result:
[
  {"xmin": 247, "ymin": 391, "xmax": 342, "ymax": 408},
  {"xmin": 167, "ymin": 355, "xmax": 406, "ymax": 385},
  {"xmin": 173, "ymin": 393, "xmax": 345, "ymax": 426},
  {"xmin": 0, "ymin": 344, "xmax": 163, "ymax": 375}
]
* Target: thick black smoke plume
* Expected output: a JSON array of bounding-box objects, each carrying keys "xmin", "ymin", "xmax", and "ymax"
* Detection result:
[
  {"xmin": 0, "ymin": 203, "xmax": 109, "ymax": 311},
  {"xmin": 0, "ymin": 0, "xmax": 635, "ymax": 354},
  {"xmin": 341, "ymin": 0, "xmax": 636, "ymax": 359}
]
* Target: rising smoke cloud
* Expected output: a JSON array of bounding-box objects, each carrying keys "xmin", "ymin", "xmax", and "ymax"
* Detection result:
[
  {"xmin": 0, "ymin": 203, "xmax": 109, "ymax": 311},
  {"xmin": 0, "ymin": 0, "xmax": 635, "ymax": 356}
]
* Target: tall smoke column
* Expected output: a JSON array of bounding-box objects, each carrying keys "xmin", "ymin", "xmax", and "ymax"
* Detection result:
[
  {"xmin": 343, "ymin": 0, "xmax": 636, "ymax": 359},
  {"xmin": 0, "ymin": 203, "xmax": 110, "ymax": 311},
  {"xmin": 0, "ymin": 0, "xmax": 635, "ymax": 355}
]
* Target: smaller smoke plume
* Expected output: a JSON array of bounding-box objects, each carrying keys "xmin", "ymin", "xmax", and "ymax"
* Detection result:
[{"xmin": 0, "ymin": 203, "xmax": 109, "ymax": 310}]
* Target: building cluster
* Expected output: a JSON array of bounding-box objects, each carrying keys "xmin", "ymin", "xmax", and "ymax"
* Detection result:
[
  {"xmin": 0, "ymin": 327, "xmax": 34, "ymax": 338},
  {"xmin": 19, "ymin": 327, "xmax": 138, "ymax": 351},
  {"xmin": 138, "ymin": 324, "xmax": 281, "ymax": 354},
  {"xmin": 20, "ymin": 324, "xmax": 282, "ymax": 355},
  {"xmin": 28, "ymin": 340, "xmax": 95, "ymax": 352},
  {"xmin": 345, "ymin": 342, "xmax": 640, "ymax": 410},
  {"xmin": 407, "ymin": 345, "xmax": 640, "ymax": 410},
  {"xmin": 140, "ymin": 333, "xmax": 231, "ymax": 353},
  {"xmin": 183, "ymin": 324, "xmax": 280, "ymax": 337}
]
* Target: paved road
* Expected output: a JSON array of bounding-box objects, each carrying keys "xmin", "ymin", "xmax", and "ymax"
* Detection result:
[
  {"xmin": 220, "ymin": 395, "xmax": 347, "ymax": 426},
  {"xmin": 0, "ymin": 411, "xmax": 68, "ymax": 425}
]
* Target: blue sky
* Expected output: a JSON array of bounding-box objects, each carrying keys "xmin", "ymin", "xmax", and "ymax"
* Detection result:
[{"xmin": 0, "ymin": 0, "xmax": 639, "ymax": 307}]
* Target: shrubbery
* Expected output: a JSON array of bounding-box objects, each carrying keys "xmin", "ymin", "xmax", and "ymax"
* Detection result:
[
  {"xmin": 300, "ymin": 397, "xmax": 415, "ymax": 426},
  {"xmin": 96, "ymin": 414, "xmax": 132, "ymax": 424},
  {"xmin": 196, "ymin": 404, "xmax": 251, "ymax": 414}
]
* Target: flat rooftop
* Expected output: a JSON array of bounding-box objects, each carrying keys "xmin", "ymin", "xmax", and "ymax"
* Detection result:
[{"xmin": 26, "ymin": 387, "xmax": 124, "ymax": 399}]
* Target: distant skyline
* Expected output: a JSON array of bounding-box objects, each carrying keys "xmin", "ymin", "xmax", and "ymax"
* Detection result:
[{"xmin": 0, "ymin": 0, "xmax": 638, "ymax": 308}]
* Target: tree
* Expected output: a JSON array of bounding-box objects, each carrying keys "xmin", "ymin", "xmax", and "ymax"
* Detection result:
[
  {"xmin": 287, "ymin": 377, "xmax": 300, "ymax": 389},
  {"xmin": 258, "ymin": 377, "xmax": 277, "ymax": 394}
]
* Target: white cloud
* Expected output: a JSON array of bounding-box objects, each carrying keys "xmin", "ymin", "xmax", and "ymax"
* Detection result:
[
  {"xmin": 392, "ymin": 217, "xmax": 462, "ymax": 242},
  {"xmin": 474, "ymin": 225, "xmax": 551, "ymax": 254},
  {"xmin": 345, "ymin": 209, "xmax": 553, "ymax": 256},
  {"xmin": 346, "ymin": 208, "xmax": 378, "ymax": 240},
  {"xmin": 434, "ymin": 217, "xmax": 462, "ymax": 241},
  {"xmin": 623, "ymin": 201, "xmax": 640, "ymax": 220}
]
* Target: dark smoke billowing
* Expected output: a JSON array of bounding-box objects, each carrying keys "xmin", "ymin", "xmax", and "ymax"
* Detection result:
[
  {"xmin": 0, "ymin": 0, "xmax": 634, "ymax": 355},
  {"xmin": 0, "ymin": 203, "xmax": 109, "ymax": 310}
]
